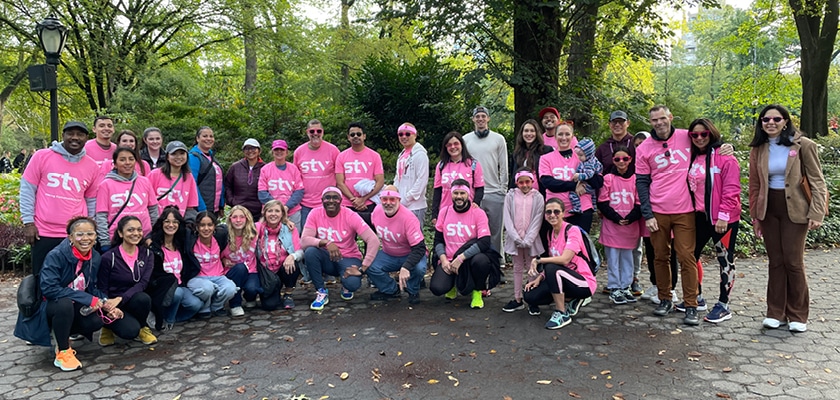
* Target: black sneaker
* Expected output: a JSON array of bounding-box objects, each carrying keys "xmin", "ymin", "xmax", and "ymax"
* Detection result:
[
  {"xmin": 370, "ymin": 290, "xmax": 401, "ymax": 301},
  {"xmin": 408, "ymin": 293, "xmax": 421, "ymax": 305},
  {"xmin": 630, "ymin": 279, "xmax": 643, "ymax": 296},
  {"xmin": 622, "ymin": 289, "xmax": 637, "ymax": 303},
  {"xmin": 528, "ymin": 304, "xmax": 541, "ymax": 316},
  {"xmin": 653, "ymin": 300, "xmax": 674, "ymax": 316},
  {"xmin": 502, "ymin": 300, "xmax": 525, "ymax": 312},
  {"xmin": 683, "ymin": 307, "xmax": 700, "ymax": 325},
  {"xmin": 197, "ymin": 312, "xmax": 212, "ymax": 319}
]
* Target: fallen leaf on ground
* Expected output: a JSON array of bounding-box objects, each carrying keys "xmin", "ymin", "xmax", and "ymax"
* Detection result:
[
  {"xmin": 428, "ymin": 379, "xmax": 439, "ymax": 384},
  {"xmin": 450, "ymin": 317, "xmax": 456, "ymax": 322},
  {"xmin": 231, "ymin": 360, "xmax": 241, "ymax": 365},
  {"xmin": 569, "ymin": 392, "xmax": 582, "ymax": 398},
  {"xmin": 430, "ymin": 332, "xmax": 439, "ymax": 336},
  {"xmin": 404, "ymin": 362, "xmax": 414, "ymax": 367},
  {"xmin": 123, "ymin": 364, "xmax": 135, "ymax": 370},
  {"xmin": 536, "ymin": 380, "xmax": 552, "ymax": 385},
  {"xmin": 716, "ymin": 393, "xmax": 731, "ymax": 399},
  {"xmin": 490, "ymin": 349, "xmax": 497, "ymax": 354},
  {"xmin": 600, "ymin": 370, "xmax": 611, "ymax": 375},
  {"xmin": 236, "ymin": 386, "xmax": 246, "ymax": 394},
  {"xmin": 319, "ymin": 396, "xmax": 329, "ymax": 400},
  {"xmin": 397, "ymin": 351, "xmax": 403, "ymax": 356},
  {"xmin": 339, "ymin": 372, "xmax": 349, "ymax": 380},
  {"xmin": 687, "ymin": 351, "xmax": 701, "ymax": 357},
  {"xmin": 722, "ymin": 367, "xmax": 733, "ymax": 373},
  {"xmin": 402, "ymin": 383, "xmax": 412, "ymax": 389}
]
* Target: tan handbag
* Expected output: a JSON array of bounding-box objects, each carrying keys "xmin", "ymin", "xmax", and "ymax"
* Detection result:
[{"xmin": 801, "ymin": 159, "xmax": 829, "ymax": 216}]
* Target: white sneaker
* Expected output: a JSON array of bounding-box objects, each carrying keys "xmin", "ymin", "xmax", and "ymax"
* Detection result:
[
  {"xmin": 641, "ymin": 285, "xmax": 658, "ymax": 300},
  {"xmin": 651, "ymin": 294, "xmax": 661, "ymax": 305},
  {"xmin": 763, "ymin": 318, "xmax": 786, "ymax": 329},
  {"xmin": 670, "ymin": 290, "xmax": 678, "ymax": 302},
  {"xmin": 788, "ymin": 322, "xmax": 807, "ymax": 332},
  {"xmin": 243, "ymin": 301, "xmax": 257, "ymax": 309},
  {"xmin": 230, "ymin": 306, "xmax": 245, "ymax": 317}
]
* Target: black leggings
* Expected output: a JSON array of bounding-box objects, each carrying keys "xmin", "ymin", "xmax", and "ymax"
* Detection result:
[
  {"xmin": 429, "ymin": 253, "xmax": 494, "ymax": 295},
  {"xmin": 261, "ymin": 268, "xmax": 300, "ymax": 311},
  {"xmin": 643, "ymin": 237, "xmax": 678, "ymax": 289},
  {"xmin": 524, "ymin": 263, "xmax": 592, "ymax": 306},
  {"xmin": 105, "ymin": 292, "xmax": 152, "ymax": 340},
  {"xmin": 694, "ymin": 212, "xmax": 739, "ymax": 303},
  {"xmin": 47, "ymin": 298, "xmax": 103, "ymax": 351}
]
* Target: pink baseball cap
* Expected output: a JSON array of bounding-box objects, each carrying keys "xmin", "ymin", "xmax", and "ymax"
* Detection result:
[{"xmin": 272, "ymin": 140, "xmax": 288, "ymax": 150}]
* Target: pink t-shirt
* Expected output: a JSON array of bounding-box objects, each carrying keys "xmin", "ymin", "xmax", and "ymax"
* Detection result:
[
  {"xmin": 635, "ymin": 129, "xmax": 693, "ymax": 214},
  {"xmin": 435, "ymin": 205, "xmax": 490, "ymax": 259},
  {"xmin": 147, "ymin": 169, "xmax": 199, "ymax": 215},
  {"xmin": 396, "ymin": 146, "xmax": 412, "ymax": 181},
  {"xmin": 371, "ymin": 205, "xmax": 424, "ymax": 257},
  {"xmin": 22, "ymin": 149, "xmax": 99, "ymax": 237},
  {"xmin": 222, "ymin": 235, "xmax": 258, "ymax": 273},
  {"xmin": 303, "ymin": 207, "xmax": 370, "ymax": 260},
  {"xmin": 84, "ymin": 140, "xmax": 116, "ymax": 167},
  {"xmin": 206, "ymin": 154, "xmax": 223, "ymax": 213},
  {"xmin": 688, "ymin": 156, "xmax": 707, "ymax": 213},
  {"xmin": 293, "ymin": 141, "xmax": 340, "ymax": 208},
  {"xmin": 96, "ymin": 175, "xmax": 158, "ymax": 240},
  {"xmin": 194, "ymin": 237, "xmax": 224, "ymax": 277},
  {"xmin": 597, "ymin": 174, "xmax": 641, "ymax": 249},
  {"xmin": 119, "ymin": 246, "xmax": 139, "ymax": 274},
  {"xmin": 99, "ymin": 159, "xmax": 152, "ymax": 181},
  {"xmin": 548, "ymin": 222, "xmax": 596, "ymax": 294},
  {"xmin": 257, "ymin": 222, "xmax": 301, "ymax": 273},
  {"xmin": 335, "ymin": 147, "xmax": 384, "ymax": 207},
  {"xmin": 258, "ymin": 162, "xmax": 305, "ymax": 214},
  {"xmin": 162, "ymin": 247, "xmax": 184, "ymax": 284},
  {"xmin": 433, "ymin": 160, "xmax": 485, "ymax": 213},
  {"xmin": 538, "ymin": 151, "xmax": 593, "ymax": 212}
]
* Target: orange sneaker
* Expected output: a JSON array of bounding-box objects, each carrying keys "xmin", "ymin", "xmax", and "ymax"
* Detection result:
[{"xmin": 54, "ymin": 348, "xmax": 82, "ymax": 371}]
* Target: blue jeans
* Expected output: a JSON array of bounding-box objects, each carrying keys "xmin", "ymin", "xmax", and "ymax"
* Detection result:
[
  {"xmin": 224, "ymin": 263, "xmax": 249, "ymax": 308},
  {"xmin": 242, "ymin": 273, "xmax": 263, "ymax": 302},
  {"xmin": 187, "ymin": 275, "xmax": 237, "ymax": 313},
  {"xmin": 300, "ymin": 206, "xmax": 313, "ymax": 231},
  {"xmin": 304, "ymin": 247, "xmax": 362, "ymax": 292},
  {"xmin": 366, "ymin": 252, "xmax": 427, "ymax": 295},
  {"xmin": 164, "ymin": 286, "xmax": 203, "ymax": 323}
]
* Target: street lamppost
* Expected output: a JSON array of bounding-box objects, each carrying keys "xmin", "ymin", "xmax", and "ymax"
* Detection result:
[{"xmin": 27, "ymin": 16, "xmax": 68, "ymax": 142}]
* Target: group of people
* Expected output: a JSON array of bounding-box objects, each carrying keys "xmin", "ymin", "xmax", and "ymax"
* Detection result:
[
  {"xmin": 15, "ymin": 103, "xmax": 828, "ymax": 373},
  {"xmin": 0, "ymin": 148, "xmax": 33, "ymax": 173}
]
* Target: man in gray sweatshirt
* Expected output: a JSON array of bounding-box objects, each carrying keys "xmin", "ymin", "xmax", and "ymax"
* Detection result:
[{"xmin": 463, "ymin": 106, "xmax": 508, "ymax": 260}]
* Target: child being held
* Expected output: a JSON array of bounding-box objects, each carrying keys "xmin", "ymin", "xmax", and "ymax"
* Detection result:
[{"xmin": 570, "ymin": 138, "xmax": 603, "ymax": 213}]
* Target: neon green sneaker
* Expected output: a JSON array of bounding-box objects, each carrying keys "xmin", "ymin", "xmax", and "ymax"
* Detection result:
[
  {"xmin": 470, "ymin": 290, "xmax": 484, "ymax": 309},
  {"xmin": 444, "ymin": 286, "xmax": 458, "ymax": 300}
]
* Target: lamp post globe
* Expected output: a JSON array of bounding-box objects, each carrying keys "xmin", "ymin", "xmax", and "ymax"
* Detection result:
[{"xmin": 36, "ymin": 16, "xmax": 67, "ymax": 65}]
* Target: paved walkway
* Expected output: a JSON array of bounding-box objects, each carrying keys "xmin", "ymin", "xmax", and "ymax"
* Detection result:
[{"xmin": 2, "ymin": 248, "xmax": 839, "ymax": 399}]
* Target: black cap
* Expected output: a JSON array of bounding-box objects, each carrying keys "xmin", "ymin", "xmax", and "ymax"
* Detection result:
[
  {"xmin": 609, "ymin": 111, "xmax": 628, "ymax": 121},
  {"xmin": 62, "ymin": 121, "xmax": 89, "ymax": 135}
]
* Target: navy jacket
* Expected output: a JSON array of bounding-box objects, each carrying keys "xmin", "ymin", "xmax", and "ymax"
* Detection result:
[{"xmin": 40, "ymin": 239, "xmax": 105, "ymax": 305}]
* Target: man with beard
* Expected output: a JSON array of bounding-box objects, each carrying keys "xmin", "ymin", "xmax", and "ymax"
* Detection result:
[
  {"xmin": 20, "ymin": 121, "xmax": 100, "ymax": 275},
  {"xmin": 429, "ymin": 179, "xmax": 501, "ymax": 309},
  {"xmin": 300, "ymin": 187, "xmax": 381, "ymax": 310},
  {"xmin": 293, "ymin": 119, "xmax": 340, "ymax": 230},
  {"xmin": 335, "ymin": 122, "xmax": 384, "ymax": 227},
  {"xmin": 366, "ymin": 186, "xmax": 427, "ymax": 305},
  {"xmin": 539, "ymin": 107, "xmax": 562, "ymax": 150}
]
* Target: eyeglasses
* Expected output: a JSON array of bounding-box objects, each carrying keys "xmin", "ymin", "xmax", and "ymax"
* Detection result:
[
  {"xmin": 761, "ymin": 116, "xmax": 783, "ymax": 123},
  {"xmin": 544, "ymin": 209, "xmax": 562, "ymax": 216},
  {"xmin": 613, "ymin": 156, "xmax": 631, "ymax": 162},
  {"xmin": 662, "ymin": 142, "xmax": 670, "ymax": 158},
  {"xmin": 243, "ymin": 146, "xmax": 259, "ymax": 152},
  {"xmin": 380, "ymin": 196, "xmax": 399, "ymax": 203},
  {"xmin": 308, "ymin": 129, "xmax": 324, "ymax": 135},
  {"xmin": 73, "ymin": 232, "xmax": 96, "ymax": 240},
  {"xmin": 689, "ymin": 131, "xmax": 710, "ymax": 139},
  {"xmin": 397, "ymin": 131, "xmax": 413, "ymax": 137},
  {"xmin": 348, "ymin": 132, "xmax": 363, "ymax": 138},
  {"xmin": 446, "ymin": 142, "xmax": 460, "ymax": 148}
]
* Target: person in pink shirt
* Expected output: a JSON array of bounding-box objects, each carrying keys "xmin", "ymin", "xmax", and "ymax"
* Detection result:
[
  {"xmin": 366, "ymin": 186, "xmax": 427, "ymax": 305},
  {"xmin": 95, "ymin": 148, "xmax": 159, "ymax": 251},
  {"xmin": 185, "ymin": 211, "xmax": 239, "ymax": 318},
  {"xmin": 636, "ymin": 105, "xmax": 700, "ymax": 325},
  {"xmin": 259, "ymin": 140, "xmax": 305, "ymax": 227},
  {"xmin": 430, "ymin": 131, "xmax": 485, "ymax": 224},
  {"xmin": 596, "ymin": 147, "xmax": 642, "ymax": 305},
  {"xmin": 293, "ymin": 119, "xmax": 340, "ymax": 230},
  {"xmin": 257, "ymin": 200, "xmax": 303, "ymax": 310},
  {"xmin": 429, "ymin": 179, "xmax": 502, "ymax": 310},
  {"xmin": 335, "ymin": 122, "xmax": 384, "ymax": 227},
  {"xmin": 221, "ymin": 206, "xmax": 259, "ymax": 317},
  {"xmin": 523, "ymin": 198, "xmax": 596, "ymax": 329},
  {"xmin": 84, "ymin": 116, "xmax": 116, "ymax": 167},
  {"xmin": 538, "ymin": 122, "xmax": 602, "ymax": 233},
  {"xmin": 685, "ymin": 118, "xmax": 742, "ymax": 324},
  {"xmin": 147, "ymin": 141, "xmax": 199, "ymax": 222},
  {"xmin": 300, "ymin": 187, "xmax": 380, "ymax": 310},
  {"xmin": 21, "ymin": 121, "xmax": 100, "ymax": 275},
  {"xmin": 99, "ymin": 130, "xmax": 151, "ymax": 179},
  {"xmin": 539, "ymin": 107, "xmax": 561, "ymax": 150}
]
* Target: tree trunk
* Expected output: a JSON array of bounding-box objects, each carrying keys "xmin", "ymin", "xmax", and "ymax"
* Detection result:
[
  {"xmin": 564, "ymin": 2, "xmax": 599, "ymax": 137},
  {"xmin": 512, "ymin": 0, "xmax": 562, "ymax": 132},
  {"xmin": 242, "ymin": 0, "xmax": 258, "ymax": 93},
  {"xmin": 789, "ymin": 0, "xmax": 838, "ymax": 137},
  {"xmin": 340, "ymin": 0, "xmax": 355, "ymax": 84}
]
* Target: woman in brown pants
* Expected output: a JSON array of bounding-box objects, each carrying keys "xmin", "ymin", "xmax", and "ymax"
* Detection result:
[{"xmin": 748, "ymin": 104, "xmax": 827, "ymax": 333}]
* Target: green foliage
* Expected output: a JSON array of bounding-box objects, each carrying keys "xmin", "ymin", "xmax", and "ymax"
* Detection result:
[
  {"xmin": 0, "ymin": 172, "xmax": 21, "ymax": 226},
  {"xmin": 350, "ymin": 55, "xmax": 480, "ymax": 174}
]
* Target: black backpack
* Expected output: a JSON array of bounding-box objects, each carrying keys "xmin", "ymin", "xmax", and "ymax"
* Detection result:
[{"xmin": 564, "ymin": 224, "xmax": 601, "ymax": 275}]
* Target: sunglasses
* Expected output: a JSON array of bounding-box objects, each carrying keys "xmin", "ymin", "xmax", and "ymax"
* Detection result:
[
  {"xmin": 689, "ymin": 131, "xmax": 710, "ymax": 139},
  {"xmin": 98, "ymin": 309, "xmax": 116, "ymax": 324},
  {"xmin": 662, "ymin": 142, "xmax": 670, "ymax": 158},
  {"xmin": 613, "ymin": 156, "xmax": 631, "ymax": 163},
  {"xmin": 308, "ymin": 128, "xmax": 324, "ymax": 135},
  {"xmin": 761, "ymin": 116, "xmax": 783, "ymax": 123},
  {"xmin": 397, "ymin": 131, "xmax": 413, "ymax": 137},
  {"xmin": 348, "ymin": 132, "xmax": 363, "ymax": 138},
  {"xmin": 544, "ymin": 209, "xmax": 562, "ymax": 216}
]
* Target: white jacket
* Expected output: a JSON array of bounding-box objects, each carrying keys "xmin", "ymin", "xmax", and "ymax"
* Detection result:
[{"xmin": 394, "ymin": 143, "xmax": 429, "ymax": 211}]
